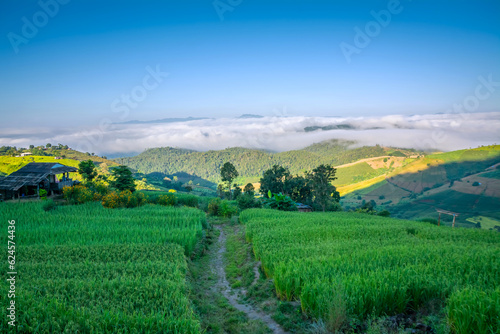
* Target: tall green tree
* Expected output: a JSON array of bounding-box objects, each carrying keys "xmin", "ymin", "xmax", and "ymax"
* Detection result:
[
  {"xmin": 220, "ymin": 162, "xmax": 238, "ymax": 197},
  {"xmin": 78, "ymin": 160, "xmax": 98, "ymax": 183},
  {"xmin": 259, "ymin": 165, "xmax": 291, "ymax": 197},
  {"xmin": 307, "ymin": 164, "xmax": 340, "ymax": 212},
  {"xmin": 110, "ymin": 165, "xmax": 136, "ymax": 192},
  {"xmin": 286, "ymin": 175, "xmax": 312, "ymax": 204},
  {"xmin": 243, "ymin": 183, "xmax": 255, "ymax": 196},
  {"xmin": 232, "ymin": 184, "xmax": 242, "ymax": 199}
]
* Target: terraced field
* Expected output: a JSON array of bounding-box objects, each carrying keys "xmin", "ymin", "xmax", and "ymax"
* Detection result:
[
  {"xmin": 241, "ymin": 209, "xmax": 500, "ymax": 333},
  {"xmin": 0, "ymin": 202, "xmax": 205, "ymax": 333}
]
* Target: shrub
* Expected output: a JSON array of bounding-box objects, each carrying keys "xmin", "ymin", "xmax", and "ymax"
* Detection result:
[
  {"xmin": 39, "ymin": 189, "xmax": 48, "ymax": 200},
  {"xmin": 377, "ymin": 210, "xmax": 390, "ymax": 217},
  {"xmin": 102, "ymin": 190, "xmax": 146, "ymax": 209},
  {"xmin": 208, "ymin": 198, "xmax": 238, "ymax": 217},
  {"xmin": 264, "ymin": 192, "xmax": 297, "ymax": 211},
  {"xmin": 237, "ymin": 194, "xmax": 262, "ymax": 210},
  {"xmin": 101, "ymin": 191, "xmax": 121, "ymax": 209},
  {"xmin": 219, "ymin": 200, "xmax": 238, "ymax": 218},
  {"xmin": 472, "ymin": 181, "xmax": 480, "ymax": 186},
  {"xmin": 121, "ymin": 190, "xmax": 147, "ymax": 208},
  {"xmin": 419, "ymin": 218, "xmax": 438, "ymax": 225},
  {"xmin": 63, "ymin": 185, "xmax": 93, "ymax": 205},
  {"xmin": 208, "ymin": 198, "xmax": 222, "ymax": 216},
  {"xmin": 378, "ymin": 195, "xmax": 385, "ymax": 200},
  {"xmin": 42, "ymin": 199, "xmax": 57, "ymax": 211},
  {"xmin": 158, "ymin": 194, "xmax": 177, "ymax": 206}
]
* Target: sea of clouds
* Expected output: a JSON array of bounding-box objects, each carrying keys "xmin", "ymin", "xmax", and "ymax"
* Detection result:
[{"xmin": 1, "ymin": 112, "xmax": 499, "ymax": 156}]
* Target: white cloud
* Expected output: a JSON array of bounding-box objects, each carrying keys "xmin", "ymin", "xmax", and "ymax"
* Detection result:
[{"xmin": 0, "ymin": 112, "xmax": 499, "ymax": 155}]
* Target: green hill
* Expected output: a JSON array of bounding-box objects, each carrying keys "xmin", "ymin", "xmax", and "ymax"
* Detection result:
[
  {"xmin": 113, "ymin": 140, "xmax": 410, "ymax": 183},
  {"xmin": 339, "ymin": 145, "xmax": 500, "ymax": 226}
]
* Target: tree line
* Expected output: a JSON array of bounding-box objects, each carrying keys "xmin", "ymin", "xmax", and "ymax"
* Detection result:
[
  {"xmin": 113, "ymin": 141, "xmax": 388, "ymax": 183},
  {"xmin": 217, "ymin": 162, "xmax": 341, "ymax": 212}
]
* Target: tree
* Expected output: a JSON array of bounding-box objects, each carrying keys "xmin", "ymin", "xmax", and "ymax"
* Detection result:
[
  {"xmin": 286, "ymin": 175, "xmax": 312, "ymax": 204},
  {"xmin": 29, "ymin": 144, "xmax": 34, "ymax": 149},
  {"xmin": 307, "ymin": 164, "xmax": 340, "ymax": 212},
  {"xmin": 46, "ymin": 143, "xmax": 52, "ymax": 148},
  {"xmin": 110, "ymin": 165, "xmax": 136, "ymax": 192},
  {"xmin": 78, "ymin": 160, "xmax": 98, "ymax": 183},
  {"xmin": 232, "ymin": 184, "xmax": 242, "ymax": 199},
  {"xmin": 243, "ymin": 183, "xmax": 255, "ymax": 196},
  {"xmin": 220, "ymin": 162, "xmax": 238, "ymax": 197},
  {"xmin": 259, "ymin": 165, "xmax": 291, "ymax": 197}
]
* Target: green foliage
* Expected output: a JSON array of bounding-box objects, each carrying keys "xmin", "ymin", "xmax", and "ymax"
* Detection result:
[
  {"xmin": 472, "ymin": 181, "xmax": 480, "ymax": 186},
  {"xmin": 109, "ymin": 165, "xmax": 136, "ymax": 192},
  {"xmin": 208, "ymin": 198, "xmax": 238, "ymax": 217},
  {"xmin": 377, "ymin": 210, "xmax": 390, "ymax": 217},
  {"xmin": 307, "ymin": 164, "xmax": 340, "ymax": 212},
  {"xmin": 0, "ymin": 202, "xmax": 205, "ymax": 332},
  {"xmin": 39, "ymin": 188, "xmax": 47, "ymax": 200},
  {"xmin": 264, "ymin": 192, "xmax": 297, "ymax": 211},
  {"xmin": 237, "ymin": 193, "xmax": 262, "ymax": 211},
  {"xmin": 176, "ymin": 193, "xmax": 199, "ymax": 208},
  {"xmin": 260, "ymin": 165, "xmax": 291, "ymax": 197},
  {"xmin": 419, "ymin": 218, "xmax": 438, "ymax": 225},
  {"xmin": 220, "ymin": 162, "xmax": 238, "ymax": 184},
  {"xmin": 208, "ymin": 198, "xmax": 222, "ymax": 216},
  {"xmin": 447, "ymin": 287, "xmax": 500, "ymax": 334},
  {"xmin": 101, "ymin": 190, "xmax": 147, "ymax": 209},
  {"xmin": 158, "ymin": 193, "xmax": 177, "ymax": 206},
  {"xmin": 42, "ymin": 199, "xmax": 57, "ymax": 211},
  {"xmin": 389, "ymin": 150, "xmax": 406, "ymax": 157},
  {"xmin": 243, "ymin": 183, "xmax": 255, "ymax": 195},
  {"xmin": 232, "ymin": 184, "xmax": 242, "ymax": 199},
  {"xmin": 113, "ymin": 140, "xmax": 390, "ymax": 183},
  {"xmin": 78, "ymin": 159, "xmax": 98, "ymax": 183},
  {"xmin": 63, "ymin": 185, "xmax": 94, "ymax": 204},
  {"xmin": 240, "ymin": 209, "xmax": 500, "ymax": 331}
]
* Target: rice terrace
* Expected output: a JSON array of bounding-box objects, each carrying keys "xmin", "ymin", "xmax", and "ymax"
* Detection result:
[
  {"xmin": 0, "ymin": 142, "xmax": 499, "ymax": 333},
  {"xmin": 1, "ymin": 1, "xmax": 500, "ymax": 333}
]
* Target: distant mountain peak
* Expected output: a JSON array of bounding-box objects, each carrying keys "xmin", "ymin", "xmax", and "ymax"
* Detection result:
[
  {"xmin": 115, "ymin": 117, "xmax": 211, "ymax": 125},
  {"xmin": 237, "ymin": 114, "xmax": 264, "ymax": 119}
]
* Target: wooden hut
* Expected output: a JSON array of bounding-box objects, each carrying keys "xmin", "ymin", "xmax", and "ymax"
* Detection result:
[
  {"xmin": 296, "ymin": 203, "xmax": 313, "ymax": 212},
  {"xmin": 0, "ymin": 162, "xmax": 77, "ymax": 200}
]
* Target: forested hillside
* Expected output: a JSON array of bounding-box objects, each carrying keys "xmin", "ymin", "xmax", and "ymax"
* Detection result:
[{"xmin": 113, "ymin": 140, "xmax": 401, "ymax": 183}]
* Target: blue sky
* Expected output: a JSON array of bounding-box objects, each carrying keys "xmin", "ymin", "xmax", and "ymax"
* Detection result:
[{"xmin": 0, "ymin": 0, "xmax": 499, "ymax": 128}]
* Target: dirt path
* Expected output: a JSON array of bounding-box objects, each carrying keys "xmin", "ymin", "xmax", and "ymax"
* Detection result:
[{"xmin": 212, "ymin": 225, "xmax": 288, "ymax": 334}]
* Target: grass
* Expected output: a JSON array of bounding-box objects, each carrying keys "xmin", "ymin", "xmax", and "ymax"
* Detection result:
[
  {"xmin": 466, "ymin": 216, "xmax": 500, "ymax": 230},
  {"xmin": 337, "ymin": 174, "xmax": 387, "ymax": 197},
  {"xmin": 223, "ymin": 220, "xmax": 312, "ymax": 333},
  {"xmin": 481, "ymin": 168, "xmax": 500, "ymax": 179},
  {"xmin": 0, "ymin": 201, "xmax": 204, "ymax": 333},
  {"xmin": 188, "ymin": 220, "xmax": 271, "ymax": 334},
  {"xmin": 334, "ymin": 162, "xmax": 384, "ymax": 186},
  {"xmin": 240, "ymin": 209, "xmax": 500, "ymax": 333}
]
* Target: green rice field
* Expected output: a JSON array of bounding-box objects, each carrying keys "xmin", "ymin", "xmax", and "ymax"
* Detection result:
[
  {"xmin": 0, "ymin": 202, "xmax": 204, "ymax": 333},
  {"xmin": 240, "ymin": 209, "xmax": 500, "ymax": 333}
]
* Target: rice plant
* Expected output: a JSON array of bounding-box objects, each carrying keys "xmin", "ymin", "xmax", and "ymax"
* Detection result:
[
  {"xmin": 0, "ymin": 201, "xmax": 204, "ymax": 333},
  {"xmin": 240, "ymin": 209, "xmax": 500, "ymax": 331}
]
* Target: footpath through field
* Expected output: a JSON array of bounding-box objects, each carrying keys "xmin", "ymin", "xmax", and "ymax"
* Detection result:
[{"xmin": 212, "ymin": 225, "xmax": 288, "ymax": 334}]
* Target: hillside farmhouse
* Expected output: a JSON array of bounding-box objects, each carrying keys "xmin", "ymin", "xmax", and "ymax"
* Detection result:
[{"xmin": 0, "ymin": 162, "xmax": 77, "ymax": 200}]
